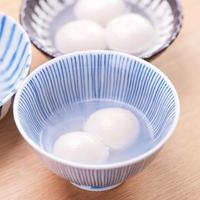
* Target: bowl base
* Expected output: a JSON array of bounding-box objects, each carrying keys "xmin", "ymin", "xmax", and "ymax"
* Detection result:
[{"xmin": 71, "ymin": 182, "xmax": 122, "ymax": 192}]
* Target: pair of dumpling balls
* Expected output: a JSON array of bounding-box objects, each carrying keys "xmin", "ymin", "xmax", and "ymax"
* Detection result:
[
  {"xmin": 53, "ymin": 108, "xmax": 140, "ymax": 164},
  {"xmin": 55, "ymin": 0, "xmax": 156, "ymax": 55}
]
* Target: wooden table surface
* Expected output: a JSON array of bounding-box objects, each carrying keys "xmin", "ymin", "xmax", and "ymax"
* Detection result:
[{"xmin": 0, "ymin": 0, "xmax": 200, "ymax": 199}]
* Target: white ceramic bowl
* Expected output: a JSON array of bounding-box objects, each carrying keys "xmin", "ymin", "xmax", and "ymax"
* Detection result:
[
  {"xmin": 20, "ymin": 0, "xmax": 183, "ymax": 58},
  {"xmin": 14, "ymin": 51, "xmax": 180, "ymax": 191},
  {"xmin": 0, "ymin": 13, "xmax": 32, "ymax": 120}
]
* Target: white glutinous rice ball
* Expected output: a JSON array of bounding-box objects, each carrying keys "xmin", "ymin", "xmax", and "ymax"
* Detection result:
[
  {"xmin": 74, "ymin": 0, "xmax": 126, "ymax": 26},
  {"xmin": 55, "ymin": 20, "xmax": 106, "ymax": 54},
  {"xmin": 105, "ymin": 14, "xmax": 157, "ymax": 54},
  {"xmin": 53, "ymin": 132, "xmax": 109, "ymax": 164},
  {"xmin": 84, "ymin": 108, "xmax": 140, "ymax": 150}
]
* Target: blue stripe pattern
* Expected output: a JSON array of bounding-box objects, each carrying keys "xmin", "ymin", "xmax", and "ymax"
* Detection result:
[
  {"xmin": 15, "ymin": 52, "xmax": 179, "ymax": 190},
  {"xmin": 0, "ymin": 13, "xmax": 32, "ymax": 120},
  {"xmin": 17, "ymin": 53, "xmax": 177, "ymax": 141}
]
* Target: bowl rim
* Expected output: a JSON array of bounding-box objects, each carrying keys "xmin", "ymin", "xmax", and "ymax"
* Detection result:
[
  {"xmin": 13, "ymin": 50, "xmax": 180, "ymax": 170},
  {"xmin": 19, "ymin": 0, "xmax": 183, "ymax": 59},
  {"xmin": 0, "ymin": 12, "xmax": 32, "ymax": 107}
]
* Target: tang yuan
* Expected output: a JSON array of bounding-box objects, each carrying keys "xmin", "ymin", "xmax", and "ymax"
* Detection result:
[
  {"xmin": 105, "ymin": 14, "xmax": 157, "ymax": 54},
  {"xmin": 53, "ymin": 132, "xmax": 109, "ymax": 164},
  {"xmin": 55, "ymin": 20, "xmax": 106, "ymax": 54},
  {"xmin": 84, "ymin": 108, "xmax": 140, "ymax": 150},
  {"xmin": 74, "ymin": 0, "xmax": 126, "ymax": 26}
]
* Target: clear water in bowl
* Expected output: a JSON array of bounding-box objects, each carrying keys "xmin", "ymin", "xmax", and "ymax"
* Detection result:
[
  {"xmin": 50, "ymin": 0, "xmax": 156, "ymax": 51},
  {"xmin": 39, "ymin": 100, "xmax": 155, "ymax": 164}
]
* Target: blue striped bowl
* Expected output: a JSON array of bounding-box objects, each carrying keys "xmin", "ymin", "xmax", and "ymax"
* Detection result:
[
  {"xmin": 14, "ymin": 51, "xmax": 180, "ymax": 191},
  {"xmin": 0, "ymin": 13, "xmax": 32, "ymax": 120}
]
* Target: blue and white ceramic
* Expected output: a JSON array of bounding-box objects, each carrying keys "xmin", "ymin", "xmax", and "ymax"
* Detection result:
[
  {"xmin": 20, "ymin": 0, "xmax": 183, "ymax": 59},
  {"xmin": 14, "ymin": 51, "xmax": 180, "ymax": 191},
  {"xmin": 0, "ymin": 13, "xmax": 32, "ymax": 120}
]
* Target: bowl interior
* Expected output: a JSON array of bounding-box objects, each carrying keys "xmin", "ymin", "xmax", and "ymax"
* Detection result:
[
  {"xmin": 14, "ymin": 52, "xmax": 179, "ymax": 165},
  {"xmin": 0, "ymin": 13, "xmax": 31, "ymax": 106},
  {"xmin": 21, "ymin": 0, "xmax": 182, "ymax": 58}
]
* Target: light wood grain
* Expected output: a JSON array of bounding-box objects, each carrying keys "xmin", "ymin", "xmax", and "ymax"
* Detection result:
[{"xmin": 0, "ymin": 0, "xmax": 200, "ymax": 199}]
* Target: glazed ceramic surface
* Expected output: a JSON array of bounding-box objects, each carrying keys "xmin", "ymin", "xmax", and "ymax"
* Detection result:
[
  {"xmin": 14, "ymin": 51, "xmax": 180, "ymax": 191},
  {"xmin": 20, "ymin": 0, "xmax": 183, "ymax": 58},
  {"xmin": 0, "ymin": 12, "xmax": 32, "ymax": 120}
]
